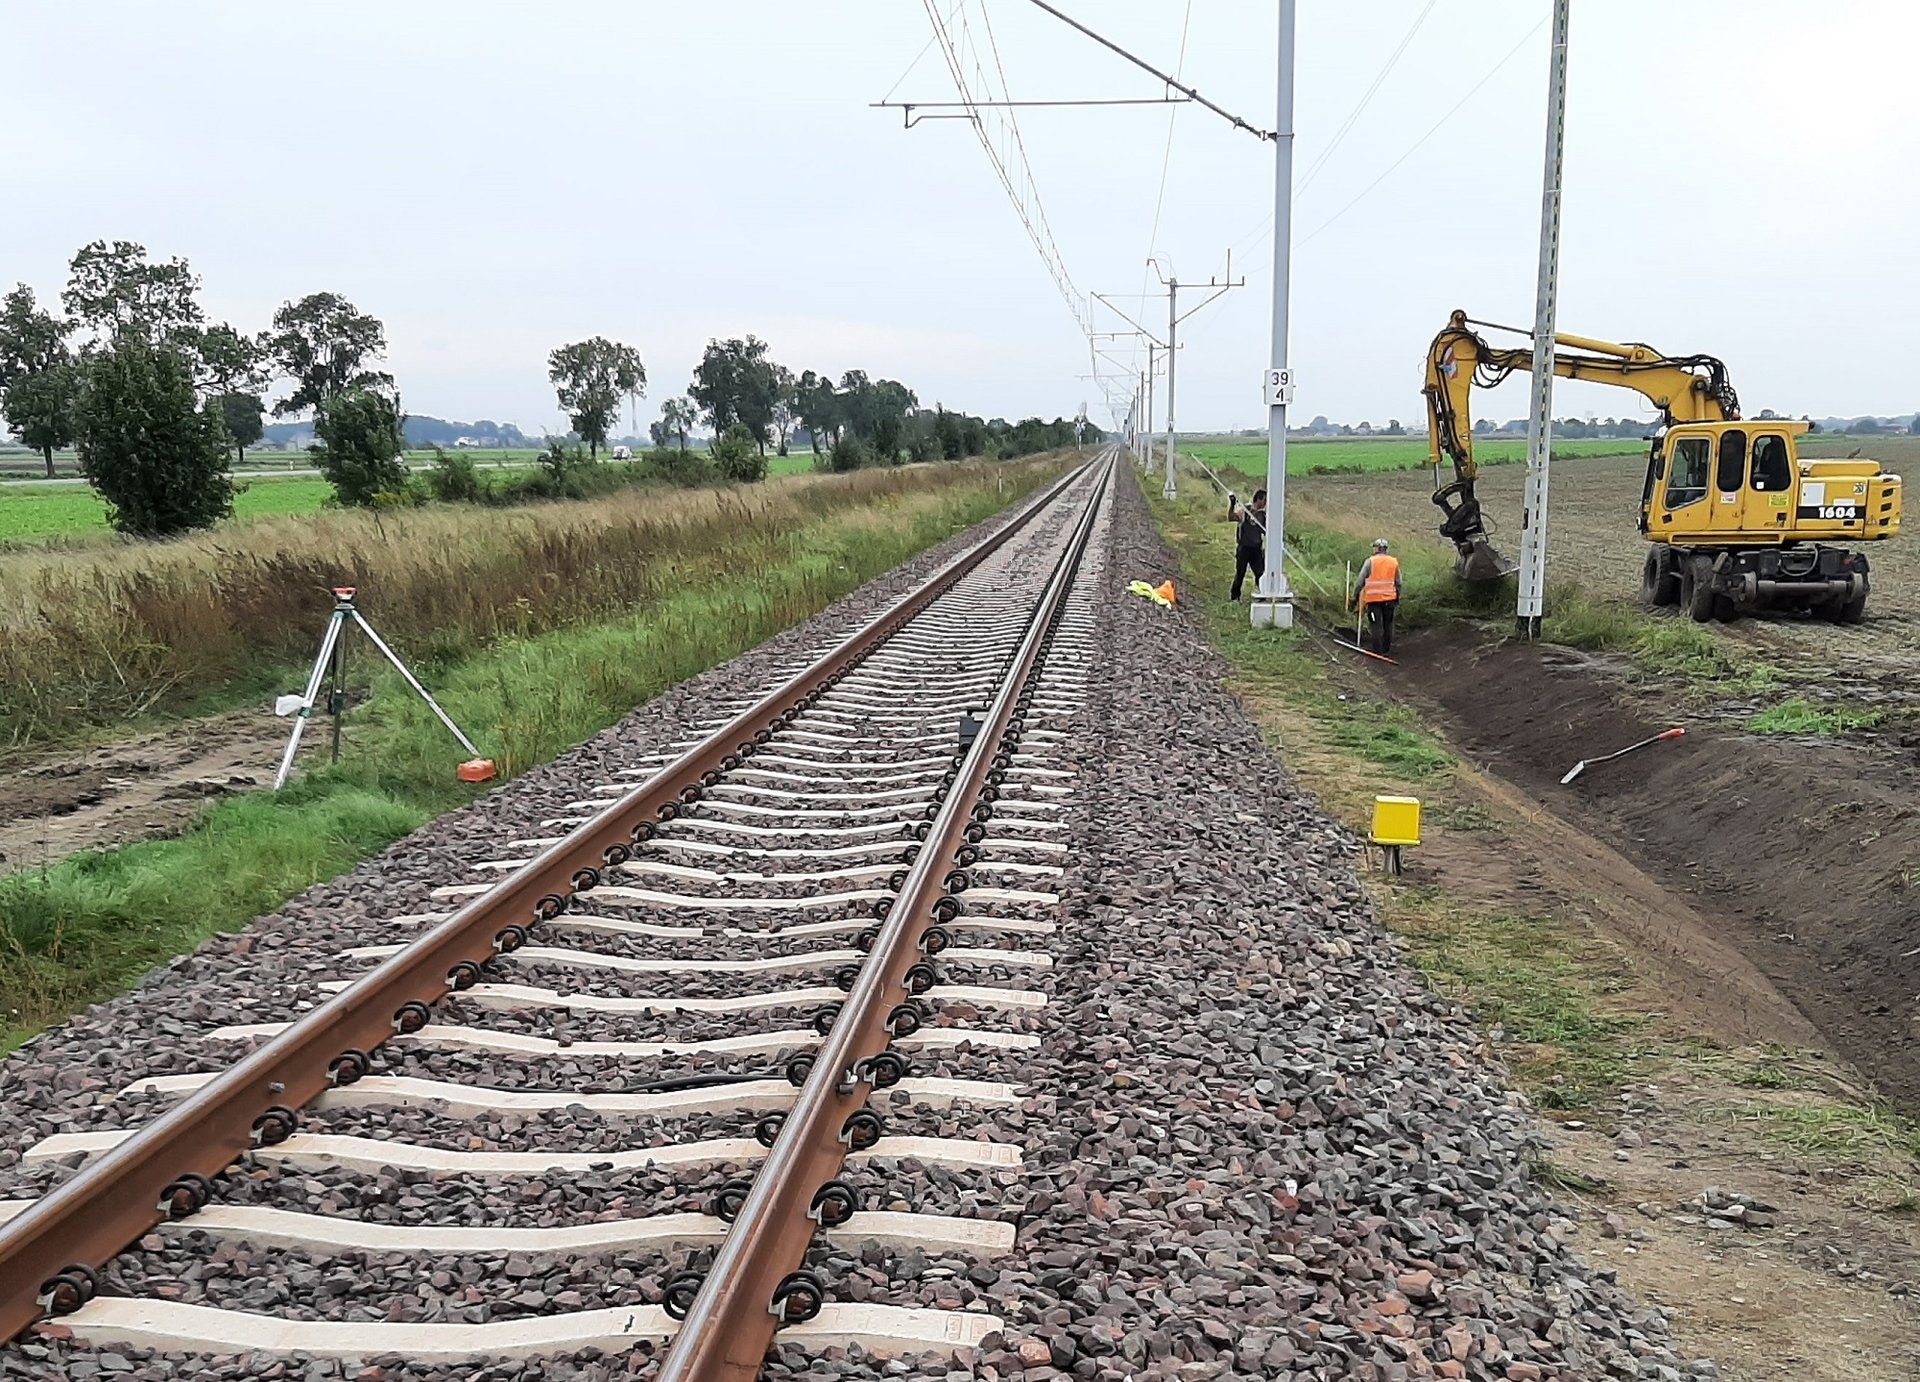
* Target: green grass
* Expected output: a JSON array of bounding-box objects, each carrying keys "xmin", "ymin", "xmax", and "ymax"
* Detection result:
[
  {"xmin": 1, "ymin": 474, "xmax": 350, "ymax": 544},
  {"xmin": 1185, "ymin": 435, "xmax": 1643, "ymax": 482},
  {"xmin": 1400, "ymin": 907, "xmax": 1646, "ymax": 1109},
  {"xmin": 0, "ymin": 469, "xmax": 1054, "ymax": 1049},
  {"xmin": 1746, "ymin": 696, "xmax": 1883, "ymax": 735}
]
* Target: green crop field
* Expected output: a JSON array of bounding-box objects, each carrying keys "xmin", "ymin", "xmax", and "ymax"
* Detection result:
[
  {"xmin": 0, "ymin": 476, "xmax": 343, "ymax": 545},
  {"xmin": 1184, "ymin": 434, "xmax": 1645, "ymax": 482}
]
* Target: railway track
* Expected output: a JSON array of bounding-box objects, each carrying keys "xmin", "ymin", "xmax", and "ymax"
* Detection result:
[{"xmin": 0, "ymin": 451, "xmax": 1116, "ymax": 1379}]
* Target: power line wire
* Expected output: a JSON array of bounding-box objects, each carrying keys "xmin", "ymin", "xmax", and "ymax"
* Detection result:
[
  {"xmin": 1294, "ymin": 0, "xmax": 1436, "ymax": 197},
  {"xmin": 1297, "ymin": 17, "xmax": 1544, "ymax": 249},
  {"xmin": 1230, "ymin": 0, "xmax": 1439, "ymax": 263}
]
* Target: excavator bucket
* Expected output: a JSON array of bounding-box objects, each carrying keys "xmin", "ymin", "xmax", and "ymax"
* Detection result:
[{"xmin": 1456, "ymin": 536, "xmax": 1514, "ymax": 583}]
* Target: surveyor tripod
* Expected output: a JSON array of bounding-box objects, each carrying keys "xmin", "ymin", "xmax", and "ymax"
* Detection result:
[{"xmin": 273, "ymin": 587, "xmax": 487, "ymax": 790}]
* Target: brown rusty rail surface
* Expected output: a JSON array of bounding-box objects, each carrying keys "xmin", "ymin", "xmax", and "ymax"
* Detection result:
[
  {"xmin": 0, "ymin": 457, "xmax": 1095, "ymax": 1348},
  {"xmin": 656, "ymin": 453, "xmax": 1111, "ymax": 1380}
]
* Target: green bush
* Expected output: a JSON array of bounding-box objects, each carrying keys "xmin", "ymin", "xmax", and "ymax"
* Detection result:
[
  {"xmin": 313, "ymin": 389, "xmax": 408, "ymax": 507},
  {"xmin": 75, "ymin": 340, "xmax": 233, "ymax": 536},
  {"xmin": 712, "ymin": 424, "xmax": 768, "ymax": 484},
  {"xmin": 644, "ymin": 446, "xmax": 710, "ymax": 488},
  {"xmin": 830, "ymin": 434, "xmax": 872, "ymax": 473},
  {"xmin": 425, "ymin": 445, "xmax": 485, "ymax": 503}
]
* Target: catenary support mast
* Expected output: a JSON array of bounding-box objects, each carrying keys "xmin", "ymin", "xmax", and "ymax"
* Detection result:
[
  {"xmin": 1251, "ymin": 0, "xmax": 1298, "ymax": 629},
  {"xmin": 1515, "ymin": 0, "xmax": 1572, "ymax": 638}
]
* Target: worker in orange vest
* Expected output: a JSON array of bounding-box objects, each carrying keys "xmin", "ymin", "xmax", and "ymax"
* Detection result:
[{"xmin": 1349, "ymin": 537, "xmax": 1402, "ymax": 654}]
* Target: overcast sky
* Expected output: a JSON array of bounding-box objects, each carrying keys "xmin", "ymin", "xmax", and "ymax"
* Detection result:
[{"xmin": 5, "ymin": 1, "xmax": 1915, "ymax": 435}]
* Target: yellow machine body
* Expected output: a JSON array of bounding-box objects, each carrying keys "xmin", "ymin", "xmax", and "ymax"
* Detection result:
[{"xmin": 1420, "ymin": 310, "xmax": 1902, "ymax": 621}]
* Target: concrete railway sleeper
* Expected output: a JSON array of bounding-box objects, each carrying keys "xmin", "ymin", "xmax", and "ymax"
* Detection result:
[{"xmin": 0, "ymin": 451, "xmax": 1114, "ymax": 1367}]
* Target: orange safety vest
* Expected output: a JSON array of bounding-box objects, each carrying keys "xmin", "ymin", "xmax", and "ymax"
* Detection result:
[{"xmin": 1361, "ymin": 554, "xmax": 1400, "ymax": 604}]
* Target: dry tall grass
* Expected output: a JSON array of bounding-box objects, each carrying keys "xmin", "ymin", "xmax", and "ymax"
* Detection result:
[{"xmin": 0, "ymin": 459, "xmax": 1066, "ymax": 745}]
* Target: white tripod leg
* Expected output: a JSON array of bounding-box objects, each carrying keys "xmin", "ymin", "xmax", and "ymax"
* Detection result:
[
  {"xmin": 352, "ymin": 615, "xmax": 482, "ymax": 757},
  {"xmin": 273, "ymin": 612, "xmax": 346, "ymax": 790}
]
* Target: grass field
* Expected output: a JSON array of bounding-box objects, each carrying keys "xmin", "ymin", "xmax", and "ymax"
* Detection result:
[
  {"xmin": 0, "ymin": 450, "xmax": 831, "ymax": 546},
  {"xmin": 1184, "ymin": 434, "xmax": 1645, "ymax": 482},
  {"xmin": 0, "ymin": 475, "xmax": 343, "ymax": 543}
]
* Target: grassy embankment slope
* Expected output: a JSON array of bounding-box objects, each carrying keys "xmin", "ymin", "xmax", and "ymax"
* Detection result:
[{"xmin": 0, "ymin": 455, "xmax": 1071, "ymax": 1048}]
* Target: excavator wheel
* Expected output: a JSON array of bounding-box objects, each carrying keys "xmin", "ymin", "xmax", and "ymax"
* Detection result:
[
  {"xmin": 1831, "ymin": 580, "xmax": 1869, "ymax": 626},
  {"xmin": 1682, "ymin": 556, "xmax": 1718, "ymax": 624},
  {"xmin": 1641, "ymin": 550, "xmax": 1680, "ymax": 608}
]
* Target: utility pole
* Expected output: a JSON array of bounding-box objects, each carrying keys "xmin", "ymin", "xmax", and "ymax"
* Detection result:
[
  {"xmin": 1150, "ymin": 258, "xmax": 1245, "ymax": 501},
  {"xmin": 1250, "ymin": 1, "xmax": 1298, "ymax": 630},
  {"xmin": 1515, "ymin": 0, "xmax": 1572, "ymax": 639}
]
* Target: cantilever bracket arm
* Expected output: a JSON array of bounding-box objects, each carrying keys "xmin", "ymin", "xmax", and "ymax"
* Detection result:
[{"xmin": 872, "ymin": 96, "xmax": 1190, "ymax": 130}]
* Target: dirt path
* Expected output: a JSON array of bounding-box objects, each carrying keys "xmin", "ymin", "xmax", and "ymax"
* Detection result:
[{"xmin": 0, "ymin": 709, "xmax": 310, "ymax": 872}]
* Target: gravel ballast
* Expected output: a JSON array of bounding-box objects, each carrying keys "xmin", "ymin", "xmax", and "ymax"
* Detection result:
[{"xmin": 0, "ymin": 461, "xmax": 1702, "ymax": 1381}]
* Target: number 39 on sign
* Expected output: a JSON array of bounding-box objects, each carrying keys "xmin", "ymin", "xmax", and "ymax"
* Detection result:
[{"xmin": 1262, "ymin": 367, "xmax": 1295, "ymax": 407}]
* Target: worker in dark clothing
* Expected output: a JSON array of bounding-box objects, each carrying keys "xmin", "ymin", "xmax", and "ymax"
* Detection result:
[
  {"xmin": 1227, "ymin": 489, "xmax": 1267, "ymax": 602},
  {"xmin": 1349, "ymin": 537, "xmax": 1402, "ymax": 653}
]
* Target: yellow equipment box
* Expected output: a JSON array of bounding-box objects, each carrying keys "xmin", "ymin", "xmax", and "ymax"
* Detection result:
[{"xmin": 1370, "ymin": 796, "xmax": 1422, "ymax": 847}]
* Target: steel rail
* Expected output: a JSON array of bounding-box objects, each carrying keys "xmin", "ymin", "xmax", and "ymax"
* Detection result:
[
  {"xmin": 656, "ymin": 454, "xmax": 1112, "ymax": 1380},
  {"xmin": 0, "ymin": 457, "xmax": 1097, "ymax": 1348}
]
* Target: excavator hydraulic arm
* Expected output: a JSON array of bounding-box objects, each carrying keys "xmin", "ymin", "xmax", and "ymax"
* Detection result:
[{"xmin": 1421, "ymin": 309, "xmax": 1740, "ymax": 580}]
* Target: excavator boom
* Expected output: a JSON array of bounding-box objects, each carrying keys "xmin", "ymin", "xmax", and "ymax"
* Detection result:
[{"xmin": 1422, "ymin": 309, "xmax": 1740, "ymax": 579}]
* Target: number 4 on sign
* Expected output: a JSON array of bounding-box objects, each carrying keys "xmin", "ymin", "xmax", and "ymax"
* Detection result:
[{"xmin": 1263, "ymin": 368, "xmax": 1295, "ymax": 407}]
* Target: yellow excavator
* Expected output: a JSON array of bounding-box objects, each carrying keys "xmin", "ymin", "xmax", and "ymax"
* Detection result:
[{"xmin": 1422, "ymin": 309, "xmax": 1902, "ymax": 622}]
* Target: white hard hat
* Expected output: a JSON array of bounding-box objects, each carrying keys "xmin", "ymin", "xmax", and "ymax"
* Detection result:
[{"xmin": 1373, "ymin": 537, "xmax": 1390, "ymax": 551}]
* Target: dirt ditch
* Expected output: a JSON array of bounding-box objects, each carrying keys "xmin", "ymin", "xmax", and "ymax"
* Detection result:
[
  {"xmin": 0, "ymin": 709, "xmax": 307, "ymax": 874},
  {"xmin": 1381, "ymin": 626, "xmax": 1920, "ymax": 1108}
]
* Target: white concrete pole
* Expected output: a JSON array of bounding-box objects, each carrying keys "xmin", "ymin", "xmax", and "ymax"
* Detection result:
[
  {"xmin": 1515, "ymin": 0, "xmax": 1572, "ymax": 638},
  {"xmin": 1162, "ymin": 281, "xmax": 1178, "ymax": 500},
  {"xmin": 1251, "ymin": 0, "xmax": 1297, "ymax": 630}
]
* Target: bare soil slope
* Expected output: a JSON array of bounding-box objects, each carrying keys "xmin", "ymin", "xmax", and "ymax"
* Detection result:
[{"xmin": 1385, "ymin": 627, "xmax": 1920, "ymax": 1105}]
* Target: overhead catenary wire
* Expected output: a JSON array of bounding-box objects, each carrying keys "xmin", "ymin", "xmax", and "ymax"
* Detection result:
[
  {"xmin": 1021, "ymin": 0, "xmax": 1275, "ymax": 141},
  {"xmin": 1296, "ymin": 17, "xmax": 1546, "ymax": 250},
  {"xmin": 921, "ymin": 0, "xmax": 1091, "ymax": 343},
  {"xmin": 1234, "ymin": 13, "xmax": 1547, "ymax": 272}
]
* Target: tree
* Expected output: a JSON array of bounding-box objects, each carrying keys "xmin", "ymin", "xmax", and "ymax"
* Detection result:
[
  {"xmin": 198, "ymin": 322, "xmax": 266, "ymax": 394},
  {"xmin": 547, "ymin": 336, "xmax": 646, "ymax": 458},
  {"xmin": 0, "ymin": 285, "xmax": 75, "ymax": 476},
  {"xmin": 711, "ymin": 423, "xmax": 768, "ymax": 483},
  {"xmin": 268, "ymin": 292, "xmax": 390, "ymax": 417},
  {"xmin": 768, "ymin": 364, "xmax": 797, "ymax": 456},
  {"xmin": 312, "ymin": 388, "xmax": 408, "ymax": 506},
  {"xmin": 1911, "ymin": 414, "xmax": 1920, "ymax": 436},
  {"xmin": 217, "ymin": 392, "xmax": 265, "ymax": 464},
  {"xmin": 688, "ymin": 336, "xmax": 780, "ymax": 451},
  {"xmin": 75, "ymin": 339, "xmax": 232, "ymax": 535},
  {"xmin": 1385, "ymin": 418, "xmax": 1405, "ymax": 436},
  {"xmin": 63, "ymin": 240, "xmax": 204, "ymax": 347},
  {"xmin": 0, "ymin": 284, "xmax": 70, "ymax": 386},
  {"xmin": 659, "ymin": 396, "xmax": 696, "ymax": 453},
  {"xmin": 795, "ymin": 369, "xmax": 840, "ymax": 452},
  {"xmin": 3, "ymin": 361, "xmax": 80, "ymax": 477}
]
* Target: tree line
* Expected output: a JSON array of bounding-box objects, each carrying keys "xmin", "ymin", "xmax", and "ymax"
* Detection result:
[
  {"xmin": 0, "ymin": 242, "xmax": 1094, "ymax": 538},
  {"xmin": 0, "ymin": 240, "xmax": 396, "ymax": 533}
]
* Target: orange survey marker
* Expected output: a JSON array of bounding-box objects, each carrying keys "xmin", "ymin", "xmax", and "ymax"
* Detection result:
[
  {"xmin": 1154, "ymin": 579, "xmax": 1176, "ymax": 605},
  {"xmin": 457, "ymin": 758, "xmax": 498, "ymax": 783}
]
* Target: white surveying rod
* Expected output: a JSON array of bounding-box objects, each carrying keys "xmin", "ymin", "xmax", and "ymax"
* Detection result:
[
  {"xmin": 1251, "ymin": 0, "xmax": 1297, "ymax": 630},
  {"xmin": 1162, "ymin": 283, "xmax": 1178, "ymax": 500},
  {"xmin": 1515, "ymin": 0, "xmax": 1572, "ymax": 639}
]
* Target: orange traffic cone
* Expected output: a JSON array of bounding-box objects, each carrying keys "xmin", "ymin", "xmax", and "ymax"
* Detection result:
[{"xmin": 1154, "ymin": 579, "xmax": 1177, "ymax": 605}]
